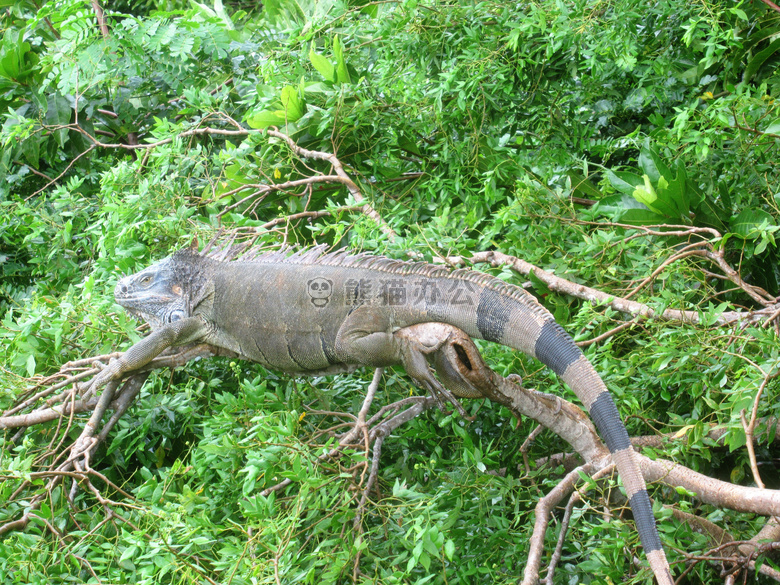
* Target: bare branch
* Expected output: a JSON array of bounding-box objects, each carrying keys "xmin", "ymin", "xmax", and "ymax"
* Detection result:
[
  {"xmin": 446, "ymin": 250, "xmax": 779, "ymax": 326},
  {"xmin": 521, "ymin": 463, "xmax": 597, "ymax": 585}
]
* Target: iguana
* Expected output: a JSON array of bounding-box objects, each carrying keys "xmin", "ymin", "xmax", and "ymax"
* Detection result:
[{"xmin": 101, "ymin": 245, "xmax": 672, "ymax": 584}]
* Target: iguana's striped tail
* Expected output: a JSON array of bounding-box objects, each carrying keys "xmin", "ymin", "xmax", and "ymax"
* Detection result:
[
  {"xmin": 534, "ymin": 319, "xmax": 672, "ymax": 583},
  {"xmin": 452, "ymin": 286, "xmax": 673, "ymax": 584}
]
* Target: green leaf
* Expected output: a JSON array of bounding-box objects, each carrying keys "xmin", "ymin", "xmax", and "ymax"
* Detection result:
[
  {"xmin": 730, "ymin": 209, "xmax": 775, "ymax": 239},
  {"xmin": 397, "ymin": 134, "xmax": 422, "ymax": 156},
  {"xmin": 333, "ymin": 35, "xmax": 351, "ymax": 84},
  {"xmin": 280, "ymin": 85, "xmax": 304, "ymax": 120},
  {"xmin": 743, "ymin": 38, "xmax": 780, "ymax": 83},
  {"xmin": 616, "ymin": 208, "xmax": 668, "ymax": 225},
  {"xmin": 633, "ymin": 173, "xmax": 687, "ymax": 220},
  {"xmin": 763, "ymin": 119, "xmax": 780, "ymax": 135},
  {"xmin": 691, "ymin": 196, "xmax": 729, "ymax": 232},
  {"xmin": 444, "ymin": 539, "xmax": 456, "ymax": 561},
  {"xmin": 246, "ymin": 109, "xmax": 287, "ymax": 128},
  {"xmin": 309, "ymin": 42, "xmax": 335, "ymax": 82},
  {"xmin": 213, "ymin": 0, "xmax": 235, "ymax": 30},
  {"xmin": 527, "ymin": 268, "xmax": 551, "ymax": 295},
  {"xmin": 633, "ymin": 175, "xmax": 665, "ymax": 215},
  {"xmin": 26, "ymin": 353, "xmax": 35, "ymax": 377},
  {"xmin": 21, "ymin": 134, "xmax": 40, "ymax": 167},
  {"xmin": 606, "ymin": 169, "xmax": 644, "ymax": 196},
  {"xmin": 0, "ymin": 31, "xmax": 26, "ymax": 79},
  {"xmin": 654, "ymin": 160, "xmax": 692, "ymax": 218},
  {"xmin": 189, "ymin": 0, "xmax": 217, "ymax": 17},
  {"xmin": 567, "ymin": 170, "xmax": 602, "ymax": 199},
  {"xmin": 638, "ymin": 141, "xmax": 673, "ymax": 184}
]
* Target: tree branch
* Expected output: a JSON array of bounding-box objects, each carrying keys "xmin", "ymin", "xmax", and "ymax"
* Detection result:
[{"xmin": 446, "ymin": 250, "xmax": 779, "ymax": 327}]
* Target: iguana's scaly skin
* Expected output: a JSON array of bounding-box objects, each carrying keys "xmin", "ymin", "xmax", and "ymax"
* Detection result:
[{"xmin": 108, "ymin": 246, "xmax": 672, "ymax": 584}]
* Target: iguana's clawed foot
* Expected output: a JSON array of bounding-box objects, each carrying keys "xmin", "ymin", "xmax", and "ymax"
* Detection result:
[
  {"xmin": 79, "ymin": 358, "xmax": 118, "ymax": 400},
  {"xmin": 413, "ymin": 370, "xmax": 475, "ymax": 421},
  {"xmin": 395, "ymin": 332, "xmax": 471, "ymax": 418},
  {"xmin": 506, "ymin": 373, "xmax": 523, "ymax": 386},
  {"xmin": 530, "ymin": 388, "xmax": 562, "ymax": 414}
]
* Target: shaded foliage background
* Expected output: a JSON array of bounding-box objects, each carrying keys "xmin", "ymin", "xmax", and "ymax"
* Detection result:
[{"xmin": 1, "ymin": 0, "xmax": 780, "ymax": 583}]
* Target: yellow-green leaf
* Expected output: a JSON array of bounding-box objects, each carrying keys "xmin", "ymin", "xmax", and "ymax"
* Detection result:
[
  {"xmin": 280, "ymin": 85, "xmax": 304, "ymax": 120},
  {"xmin": 333, "ymin": 35, "xmax": 351, "ymax": 84},
  {"xmin": 246, "ymin": 109, "xmax": 287, "ymax": 129}
]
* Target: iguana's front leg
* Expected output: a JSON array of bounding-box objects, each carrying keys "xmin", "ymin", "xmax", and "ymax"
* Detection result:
[
  {"xmin": 87, "ymin": 316, "xmax": 208, "ymax": 393},
  {"xmin": 71, "ymin": 316, "xmax": 208, "ymax": 463}
]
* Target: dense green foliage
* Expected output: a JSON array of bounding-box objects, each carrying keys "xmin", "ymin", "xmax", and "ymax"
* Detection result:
[{"xmin": 2, "ymin": 0, "xmax": 780, "ymax": 583}]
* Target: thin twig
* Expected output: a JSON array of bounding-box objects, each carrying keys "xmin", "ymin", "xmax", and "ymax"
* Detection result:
[
  {"xmin": 577, "ymin": 317, "xmax": 639, "ymax": 348},
  {"xmin": 266, "ymin": 128, "xmax": 397, "ymax": 242}
]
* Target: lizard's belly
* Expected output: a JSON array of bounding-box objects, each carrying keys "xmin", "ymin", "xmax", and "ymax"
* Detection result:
[{"xmin": 237, "ymin": 326, "xmax": 340, "ymax": 373}]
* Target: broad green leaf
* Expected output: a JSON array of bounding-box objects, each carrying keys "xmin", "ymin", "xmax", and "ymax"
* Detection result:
[
  {"xmin": 595, "ymin": 192, "xmax": 650, "ymax": 214},
  {"xmin": 763, "ymin": 119, "xmax": 780, "ymax": 135},
  {"xmin": 397, "ymin": 135, "xmax": 422, "ymax": 156},
  {"xmin": 743, "ymin": 38, "xmax": 780, "ymax": 83},
  {"xmin": 605, "ymin": 169, "xmax": 644, "ymax": 196},
  {"xmin": 45, "ymin": 94, "xmax": 71, "ymax": 149},
  {"xmin": 246, "ymin": 109, "xmax": 287, "ymax": 128},
  {"xmin": 691, "ymin": 195, "xmax": 729, "ymax": 232},
  {"xmin": 360, "ymin": 2, "xmax": 378, "ymax": 16},
  {"xmin": 0, "ymin": 31, "xmax": 33, "ymax": 81},
  {"xmin": 730, "ymin": 208, "xmax": 775, "ymax": 239},
  {"xmin": 21, "ymin": 134, "xmax": 39, "ymax": 167},
  {"xmin": 616, "ymin": 208, "xmax": 668, "ymax": 226},
  {"xmin": 0, "ymin": 51, "xmax": 19, "ymax": 80},
  {"xmin": 638, "ymin": 141, "xmax": 673, "ymax": 183},
  {"xmin": 280, "ymin": 85, "xmax": 304, "ymax": 120},
  {"xmin": 444, "ymin": 539, "xmax": 456, "ymax": 561},
  {"xmin": 654, "ymin": 160, "xmax": 691, "ymax": 218},
  {"xmin": 633, "ymin": 174, "xmax": 684, "ymax": 220},
  {"xmin": 309, "ymin": 42, "xmax": 335, "ymax": 82},
  {"xmin": 633, "ymin": 175, "xmax": 662, "ymax": 214},
  {"xmin": 567, "ymin": 170, "xmax": 602, "ymax": 199},
  {"xmin": 213, "ymin": 0, "xmax": 235, "ymax": 29},
  {"xmin": 189, "ymin": 0, "xmax": 216, "ymax": 17}
]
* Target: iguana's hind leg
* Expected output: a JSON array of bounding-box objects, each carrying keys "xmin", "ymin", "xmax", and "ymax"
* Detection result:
[
  {"xmin": 334, "ymin": 311, "xmax": 481, "ymax": 416},
  {"xmin": 394, "ymin": 322, "xmax": 487, "ymax": 400}
]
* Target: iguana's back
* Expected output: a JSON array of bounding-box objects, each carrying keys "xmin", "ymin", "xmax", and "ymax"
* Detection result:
[{"xmin": 204, "ymin": 254, "xmax": 546, "ymax": 373}]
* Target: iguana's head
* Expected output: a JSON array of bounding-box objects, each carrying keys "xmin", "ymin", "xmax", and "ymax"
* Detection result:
[{"xmin": 115, "ymin": 252, "xmax": 196, "ymax": 328}]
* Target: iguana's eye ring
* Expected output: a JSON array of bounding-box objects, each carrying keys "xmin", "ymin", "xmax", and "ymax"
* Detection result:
[
  {"xmin": 139, "ymin": 275, "xmax": 152, "ymax": 286},
  {"xmin": 168, "ymin": 310, "xmax": 185, "ymax": 323}
]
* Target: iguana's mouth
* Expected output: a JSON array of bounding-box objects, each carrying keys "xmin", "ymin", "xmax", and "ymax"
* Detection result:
[{"xmin": 121, "ymin": 306, "xmax": 163, "ymax": 329}]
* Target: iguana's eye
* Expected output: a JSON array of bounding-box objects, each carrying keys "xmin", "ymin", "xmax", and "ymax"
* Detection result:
[{"xmin": 139, "ymin": 275, "xmax": 152, "ymax": 286}]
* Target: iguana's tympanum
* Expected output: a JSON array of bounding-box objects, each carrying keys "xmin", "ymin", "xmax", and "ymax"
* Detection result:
[{"xmin": 101, "ymin": 246, "xmax": 672, "ymax": 584}]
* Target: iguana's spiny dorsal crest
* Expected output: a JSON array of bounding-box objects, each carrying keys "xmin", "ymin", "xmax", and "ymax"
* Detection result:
[{"xmin": 111, "ymin": 246, "xmax": 672, "ymax": 584}]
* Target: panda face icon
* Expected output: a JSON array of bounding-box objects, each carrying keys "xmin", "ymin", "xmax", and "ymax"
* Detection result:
[{"xmin": 307, "ymin": 277, "xmax": 333, "ymax": 307}]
